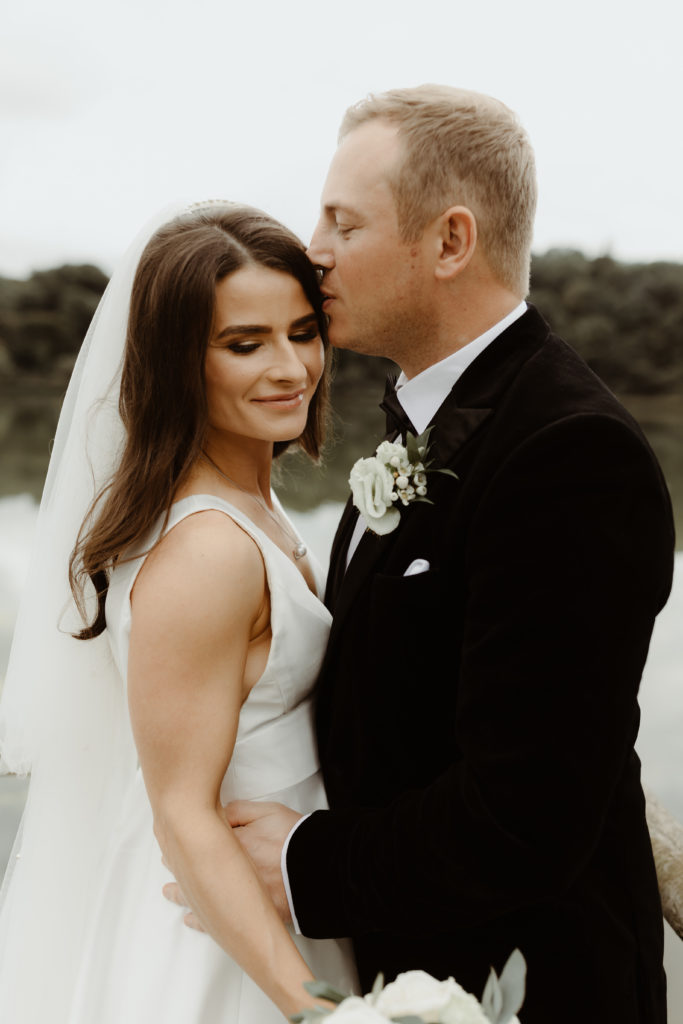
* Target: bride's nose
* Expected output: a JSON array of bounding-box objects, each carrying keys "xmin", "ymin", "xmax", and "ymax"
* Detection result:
[{"xmin": 268, "ymin": 339, "xmax": 308, "ymax": 383}]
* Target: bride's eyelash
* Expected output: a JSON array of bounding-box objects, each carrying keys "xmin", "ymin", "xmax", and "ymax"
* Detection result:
[
  {"xmin": 225, "ymin": 327, "xmax": 319, "ymax": 352},
  {"xmin": 228, "ymin": 341, "xmax": 260, "ymax": 354},
  {"xmin": 290, "ymin": 329, "xmax": 320, "ymax": 343}
]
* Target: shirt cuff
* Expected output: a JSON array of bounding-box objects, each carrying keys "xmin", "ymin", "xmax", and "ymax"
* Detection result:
[{"xmin": 281, "ymin": 812, "xmax": 311, "ymax": 934}]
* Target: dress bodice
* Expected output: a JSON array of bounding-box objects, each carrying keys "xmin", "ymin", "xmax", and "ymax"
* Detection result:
[{"xmin": 105, "ymin": 494, "xmax": 332, "ymax": 802}]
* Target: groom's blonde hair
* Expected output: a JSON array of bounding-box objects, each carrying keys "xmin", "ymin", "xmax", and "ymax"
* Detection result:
[{"xmin": 340, "ymin": 85, "xmax": 537, "ymax": 297}]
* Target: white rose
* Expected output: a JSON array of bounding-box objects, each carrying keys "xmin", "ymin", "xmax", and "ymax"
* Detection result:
[
  {"xmin": 371, "ymin": 971, "xmax": 489, "ymax": 1024},
  {"xmin": 349, "ymin": 457, "xmax": 401, "ymax": 535},
  {"xmin": 326, "ymin": 996, "xmax": 391, "ymax": 1023}
]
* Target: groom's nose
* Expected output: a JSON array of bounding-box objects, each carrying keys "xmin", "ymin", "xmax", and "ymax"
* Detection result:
[{"xmin": 307, "ymin": 220, "xmax": 334, "ymax": 270}]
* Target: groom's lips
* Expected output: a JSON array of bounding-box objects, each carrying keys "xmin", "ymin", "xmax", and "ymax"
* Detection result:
[{"xmin": 321, "ymin": 290, "xmax": 336, "ymax": 311}]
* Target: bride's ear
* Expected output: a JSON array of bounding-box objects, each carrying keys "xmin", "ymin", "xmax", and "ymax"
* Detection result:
[{"xmin": 432, "ymin": 206, "xmax": 477, "ymax": 282}]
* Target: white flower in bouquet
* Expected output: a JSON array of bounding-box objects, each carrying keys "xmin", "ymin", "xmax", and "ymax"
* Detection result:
[
  {"xmin": 324, "ymin": 996, "xmax": 394, "ymax": 1023},
  {"xmin": 293, "ymin": 950, "xmax": 525, "ymax": 1024},
  {"xmin": 368, "ymin": 971, "xmax": 489, "ymax": 1024}
]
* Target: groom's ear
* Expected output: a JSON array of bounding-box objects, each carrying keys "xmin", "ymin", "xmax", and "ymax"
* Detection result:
[{"xmin": 432, "ymin": 205, "xmax": 478, "ymax": 281}]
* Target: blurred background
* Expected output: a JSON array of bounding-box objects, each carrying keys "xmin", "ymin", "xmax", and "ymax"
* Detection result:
[{"xmin": 1, "ymin": 0, "xmax": 682, "ymax": 1014}]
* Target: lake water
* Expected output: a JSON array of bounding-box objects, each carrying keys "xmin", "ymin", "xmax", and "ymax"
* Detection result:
[{"xmin": 0, "ymin": 389, "xmax": 682, "ymax": 1012}]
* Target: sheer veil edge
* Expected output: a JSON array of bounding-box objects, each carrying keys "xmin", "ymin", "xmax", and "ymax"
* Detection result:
[{"xmin": 0, "ymin": 201, "xmax": 188, "ymax": 1018}]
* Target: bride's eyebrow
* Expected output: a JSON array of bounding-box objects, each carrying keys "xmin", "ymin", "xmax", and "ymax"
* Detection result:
[
  {"xmin": 289, "ymin": 314, "xmax": 318, "ymax": 330},
  {"xmin": 214, "ymin": 313, "xmax": 319, "ymax": 341},
  {"xmin": 213, "ymin": 323, "xmax": 270, "ymax": 340}
]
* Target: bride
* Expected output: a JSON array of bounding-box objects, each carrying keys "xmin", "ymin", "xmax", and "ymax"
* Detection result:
[{"xmin": 0, "ymin": 202, "xmax": 358, "ymax": 1021}]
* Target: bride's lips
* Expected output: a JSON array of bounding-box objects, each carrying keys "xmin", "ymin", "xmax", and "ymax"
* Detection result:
[{"xmin": 252, "ymin": 389, "xmax": 305, "ymax": 410}]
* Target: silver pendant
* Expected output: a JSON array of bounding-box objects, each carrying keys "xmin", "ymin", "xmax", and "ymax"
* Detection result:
[{"xmin": 293, "ymin": 542, "xmax": 307, "ymax": 560}]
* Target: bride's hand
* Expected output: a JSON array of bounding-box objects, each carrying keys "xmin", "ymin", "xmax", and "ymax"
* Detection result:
[{"xmin": 223, "ymin": 800, "xmax": 303, "ymax": 924}]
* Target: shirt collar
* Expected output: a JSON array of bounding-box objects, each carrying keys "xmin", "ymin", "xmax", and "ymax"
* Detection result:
[{"xmin": 396, "ymin": 301, "xmax": 527, "ymax": 434}]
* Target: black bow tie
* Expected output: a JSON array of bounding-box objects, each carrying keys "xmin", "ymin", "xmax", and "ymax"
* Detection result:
[{"xmin": 380, "ymin": 374, "xmax": 415, "ymax": 440}]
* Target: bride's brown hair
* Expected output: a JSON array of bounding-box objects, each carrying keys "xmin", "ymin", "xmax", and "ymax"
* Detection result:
[{"xmin": 69, "ymin": 204, "xmax": 330, "ymax": 640}]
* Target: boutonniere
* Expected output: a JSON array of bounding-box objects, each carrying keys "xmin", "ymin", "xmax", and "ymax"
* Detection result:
[{"xmin": 348, "ymin": 427, "xmax": 458, "ymax": 537}]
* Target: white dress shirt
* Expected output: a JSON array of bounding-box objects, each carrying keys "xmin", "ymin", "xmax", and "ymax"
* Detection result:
[{"xmin": 282, "ymin": 300, "xmax": 527, "ymax": 931}]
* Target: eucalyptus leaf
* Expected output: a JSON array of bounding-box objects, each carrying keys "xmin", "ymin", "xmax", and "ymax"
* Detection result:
[
  {"xmin": 436, "ymin": 468, "xmax": 459, "ymax": 479},
  {"xmin": 303, "ymin": 980, "xmax": 347, "ymax": 1004},
  {"xmin": 413, "ymin": 497, "xmax": 434, "ymax": 505},
  {"xmin": 481, "ymin": 967, "xmax": 503, "ymax": 1023},
  {"xmin": 390, "ymin": 1016, "xmax": 425, "ymax": 1024},
  {"xmin": 290, "ymin": 1010, "xmax": 330, "ymax": 1023},
  {"xmin": 480, "ymin": 950, "xmax": 526, "ymax": 1024},
  {"xmin": 495, "ymin": 949, "xmax": 526, "ymax": 1022}
]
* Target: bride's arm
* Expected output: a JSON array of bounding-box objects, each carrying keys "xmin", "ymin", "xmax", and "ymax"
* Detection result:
[{"xmin": 127, "ymin": 510, "xmax": 315, "ymax": 1019}]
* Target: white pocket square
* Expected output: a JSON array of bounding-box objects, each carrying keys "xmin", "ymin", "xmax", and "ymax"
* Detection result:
[{"xmin": 403, "ymin": 558, "xmax": 430, "ymax": 577}]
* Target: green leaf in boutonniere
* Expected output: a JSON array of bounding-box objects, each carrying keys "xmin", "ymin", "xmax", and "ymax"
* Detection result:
[
  {"xmin": 405, "ymin": 426, "xmax": 433, "ymax": 467},
  {"xmin": 406, "ymin": 427, "xmax": 459, "ymax": 481}
]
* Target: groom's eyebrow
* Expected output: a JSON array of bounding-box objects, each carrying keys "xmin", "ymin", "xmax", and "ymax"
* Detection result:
[{"xmin": 323, "ymin": 202, "xmax": 362, "ymax": 219}]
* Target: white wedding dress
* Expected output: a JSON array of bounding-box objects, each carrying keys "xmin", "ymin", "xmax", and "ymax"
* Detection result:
[{"xmin": 63, "ymin": 493, "xmax": 357, "ymax": 1023}]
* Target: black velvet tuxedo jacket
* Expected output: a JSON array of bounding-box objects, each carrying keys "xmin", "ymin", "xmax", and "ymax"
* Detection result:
[{"xmin": 287, "ymin": 306, "xmax": 674, "ymax": 1023}]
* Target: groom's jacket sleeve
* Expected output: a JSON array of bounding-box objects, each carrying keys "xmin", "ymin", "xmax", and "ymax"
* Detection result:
[{"xmin": 286, "ymin": 409, "xmax": 675, "ymax": 938}]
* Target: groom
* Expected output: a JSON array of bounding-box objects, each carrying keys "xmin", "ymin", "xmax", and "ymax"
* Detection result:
[{"xmin": 214, "ymin": 88, "xmax": 674, "ymax": 1021}]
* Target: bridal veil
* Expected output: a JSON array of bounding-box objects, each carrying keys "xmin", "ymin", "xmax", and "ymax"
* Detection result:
[{"xmin": 0, "ymin": 202, "xmax": 187, "ymax": 1018}]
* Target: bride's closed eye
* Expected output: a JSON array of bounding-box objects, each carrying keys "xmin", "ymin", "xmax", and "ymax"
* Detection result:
[
  {"xmin": 227, "ymin": 340, "xmax": 262, "ymax": 354},
  {"xmin": 289, "ymin": 328, "xmax": 320, "ymax": 344}
]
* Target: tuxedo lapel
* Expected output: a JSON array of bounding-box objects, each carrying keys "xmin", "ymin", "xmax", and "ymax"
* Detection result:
[
  {"xmin": 428, "ymin": 405, "xmax": 492, "ymax": 468},
  {"xmin": 327, "ymin": 521, "xmax": 394, "ymax": 630},
  {"xmin": 324, "ymin": 498, "xmax": 359, "ymax": 611},
  {"xmin": 428, "ymin": 305, "xmax": 552, "ymax": 468},
  {"xmin": 324, "ymin": 307, "xmax": 552, "ymax": 645}
]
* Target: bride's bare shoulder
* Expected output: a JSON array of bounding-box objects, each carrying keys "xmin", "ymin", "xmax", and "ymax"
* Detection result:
[{"xmin": 132, "ymin": 508, "xmax": 265, "ymax": 611}]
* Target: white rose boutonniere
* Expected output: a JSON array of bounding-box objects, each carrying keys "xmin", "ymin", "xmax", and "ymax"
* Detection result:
[
  {"xmin": 349, "ymin": 427, "xmax": 458, "ymax": 537},
  {"xmin": 292, "ymin": 950, "xmax": 526, "ymax": 1024},
  {"xmin": 348, "ymin": 457, "xmax": 401, "ymax": 536}
]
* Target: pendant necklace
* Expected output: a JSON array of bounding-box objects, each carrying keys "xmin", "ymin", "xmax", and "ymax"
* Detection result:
[{"xmin": 201, "ymin": 452, "xmax": 307, "ymax": 561}]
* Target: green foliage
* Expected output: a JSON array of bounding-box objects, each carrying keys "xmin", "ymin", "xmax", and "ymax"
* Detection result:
[
  {"xmin": 1, "ymin": 252, "xmax": 681, "ymax": 397},
  {"xmin": 529, "ymin": 250, "xmax": 683, "ymax": 394},
  {"xmin": 0, "ymin": 264, "xmax": 108, "ymax": 374}
]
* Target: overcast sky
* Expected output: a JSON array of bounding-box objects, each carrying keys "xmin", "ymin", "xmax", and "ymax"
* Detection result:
[{"xmin": 1, "ymin": 0, "xmax": 681, "ymax": 277}]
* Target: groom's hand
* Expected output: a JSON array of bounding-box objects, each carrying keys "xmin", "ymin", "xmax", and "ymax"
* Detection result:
[
  {"xmin": 223, "ymin": 800, "xmax": 303, "ymax": 924},
  {"xmin": 162, "ymin": 879, "xmax": 206, "ymax": 932}
]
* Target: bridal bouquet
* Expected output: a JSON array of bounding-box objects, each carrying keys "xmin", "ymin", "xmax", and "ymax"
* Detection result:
[{"xmin": 293, "ymin": 950, "xmax": 525, "ymax": 1024}]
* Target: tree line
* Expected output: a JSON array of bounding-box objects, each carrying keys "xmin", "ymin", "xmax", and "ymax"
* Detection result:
[{"xmin": 1, "ymin": 251, "xmax": 681, "ymax": 397}]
